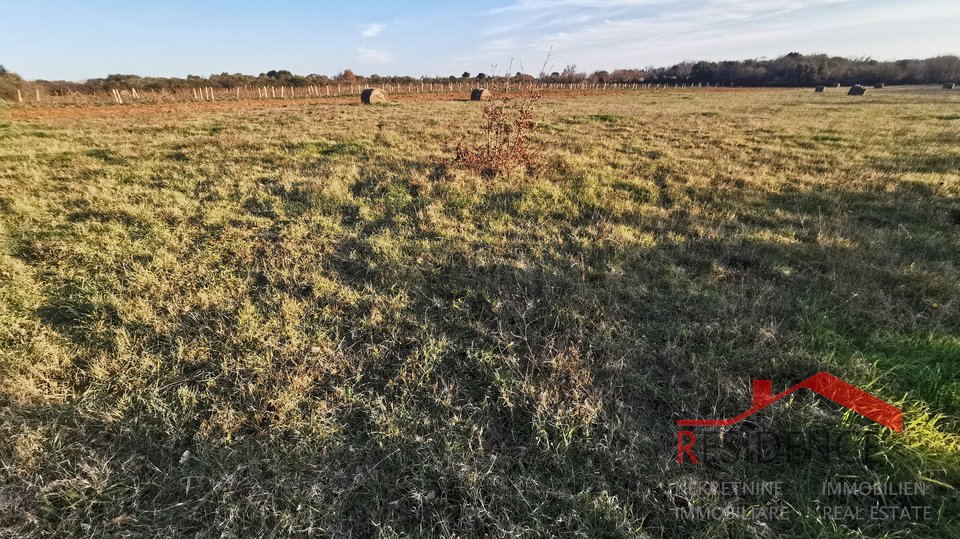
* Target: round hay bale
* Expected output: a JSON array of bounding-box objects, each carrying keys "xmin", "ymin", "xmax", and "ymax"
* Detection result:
[
  {"xmin": 874, "ymin": 83, "xmax": 884, "ymax": 88},
  {"xmin": 815, "ymin": 86, "xmax": 825, "ymax": 92},
  {"xmin": 944, "ymin": 83, "xmax": 956, "ymax": 89},
  {"xmin": 360, "ymin": 88, "xmax": 388, "ymax": 104},
  {"xmin": 471, "ymin": 88, "xmax": 491, "ymax": 101},
  {"xmin": 847, "ymin": 85, "xmax": 867, "ymax": 96}
]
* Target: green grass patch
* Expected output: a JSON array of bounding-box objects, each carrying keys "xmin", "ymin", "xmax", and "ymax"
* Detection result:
[{"xmin": 586, "ymin": 114, "xmax": 624, "ymax": 123}]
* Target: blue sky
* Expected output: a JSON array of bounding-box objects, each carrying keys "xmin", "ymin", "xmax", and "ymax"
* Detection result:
[{"xmin": 3, "ymin": 0, "xmax": 959, "ymax": 81}]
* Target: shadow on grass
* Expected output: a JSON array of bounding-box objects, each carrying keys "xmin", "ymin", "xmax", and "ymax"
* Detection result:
[
  {"xmin": 7, "ymin": 164, "xmax": 959, "ymax": 536},
  {"xmin": 85, "ymin": 148, "xmax": 128, "ymax": 166}
]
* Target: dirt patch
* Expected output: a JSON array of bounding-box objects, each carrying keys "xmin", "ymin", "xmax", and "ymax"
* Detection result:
[{"xmin": 6, "ymin": 88, "xmax": 768, "ymax": 121}]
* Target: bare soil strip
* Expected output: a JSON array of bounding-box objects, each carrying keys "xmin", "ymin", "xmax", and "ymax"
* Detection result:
[{"xmin": 7, "ymin": 87, "xmax": 766, "ymax": 121}]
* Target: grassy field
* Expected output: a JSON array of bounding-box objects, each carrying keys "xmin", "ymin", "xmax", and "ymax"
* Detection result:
[{"xmin": 1, "ymin": 87, "xmax": 958, "ymax": 537}]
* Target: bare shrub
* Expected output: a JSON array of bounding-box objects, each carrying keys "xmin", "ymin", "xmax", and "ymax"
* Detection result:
[{"xmin": 454, "ymin": 86, "xmax": 543, "ymax": 178}]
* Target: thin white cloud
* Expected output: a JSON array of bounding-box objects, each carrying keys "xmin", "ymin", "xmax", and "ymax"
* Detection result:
[
  {"xmin": 458, "ymin": 0, "xmax": 960, "ymax": 72},
  {"xmin": 492, "ymin": 0, "xmax": 853, "ymax": 13},
  {"xmin": 487, "ymin": 0, "xmax": 857, "ymax": 35},
  {"xmin": 358, "ymin": 47, "xmax": 394, "ymax": 64},
  {"xmin": 524, "ymin": 0, "xmax": 956, "ymax": 51},
  {"xmin": 361, "ymin": 23, "xmax": 384, "ymax": 37},
  {"xmin": 490, "ymin": 0, "xmax": 673, "ymax": 13}
]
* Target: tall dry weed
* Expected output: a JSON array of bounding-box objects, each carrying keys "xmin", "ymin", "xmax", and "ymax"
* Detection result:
[{"xmin": 454, "ymin": 86, "xmax": 543, "ymax": 178}]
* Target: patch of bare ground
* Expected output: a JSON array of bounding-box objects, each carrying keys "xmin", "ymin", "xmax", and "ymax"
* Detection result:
[{"xmin": 6, "ymin": 87, "xmax": 774, "ymax": 121}]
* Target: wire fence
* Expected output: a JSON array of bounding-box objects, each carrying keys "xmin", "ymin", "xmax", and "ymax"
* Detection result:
[{"xmin": 10, "ymin": 81, "xmax": 729, "ymax": 107}]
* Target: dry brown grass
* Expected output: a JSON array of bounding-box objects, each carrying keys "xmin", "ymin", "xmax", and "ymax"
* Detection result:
[{"xmin": 1, "ymin": 87, "xmax": 958, "ymax": 537}]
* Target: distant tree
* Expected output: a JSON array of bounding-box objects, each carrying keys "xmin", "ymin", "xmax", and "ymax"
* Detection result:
[
  {"xmin": 99, "ymin": 74, "xmax": 143, "ymax": 90},
  {"xmin": 796, "ymin": 62, "xmax": 817, "ymax": 85},
  {"xmin": 462, "ymin": 72, "xmax": 470, "ymax": 78},
  {"xmin": 559, "ymin": 64, "xmax": 584, "ymax": 82},
  {"xmin": 209, "ymin": 72, "xmax": 256, "ymax": 88},
  {"xmin": 305, "ymin": 74, "xmax": 333, "ymax": 86},
  {"xmin": 588, "ymin": 70, "xmax": 609, "ymax": 83},
  {"xmin": 690, "ymin": 61, "xmax": 716, "ymax": 83},
  {"xmin": 476, "ymin": 73, "xmax": 486, "ymax": 81},
  {"xmin": 337, "ymin": 70, "xmax": 358, "ymax": 83},
  {"xmin": 666, "ymin": 62, "xmax": 693, "ymax": 80},
  {"xmin": 610, "ymin": 69, "xmax": 645, "ymax": 83},
  {"xmin": 0, "ymin": 65, "xmax": 6, "ymax": 75},
  {"xmin": 0, "ymin": 67, "xmax": 26, "ymax": 101},
  {"xmin": 925, "ymin": 55, "xmax": 960, "ymax": 83},
  {"xmin": 265, "ymin": 70, "xmax": 295, "ymax": 85}
]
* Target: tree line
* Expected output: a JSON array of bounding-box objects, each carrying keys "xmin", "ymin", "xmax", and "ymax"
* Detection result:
[
  {"xmin": 639, "ymin": 53, "xmax": 960, "ymax": 86},
  {"xmin": 2, "ymin": 53, "xmax": 959, "ymax": 101}
]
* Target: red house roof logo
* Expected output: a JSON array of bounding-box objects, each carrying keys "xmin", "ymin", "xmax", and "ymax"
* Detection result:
[{"xmin": 677, "ymin": 372, "xmax": 902, "ymax": 432}]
